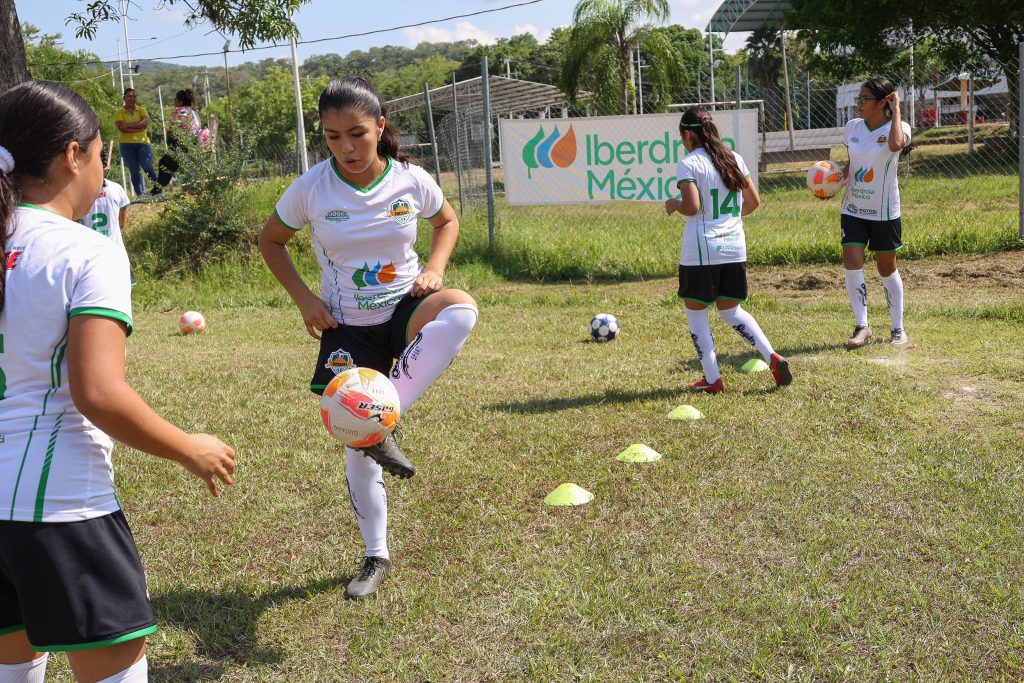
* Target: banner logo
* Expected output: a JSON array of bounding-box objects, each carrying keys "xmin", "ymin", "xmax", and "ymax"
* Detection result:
[{"xmin": 522, "ymin": 125, "xmax": 577, "ymax": 178}]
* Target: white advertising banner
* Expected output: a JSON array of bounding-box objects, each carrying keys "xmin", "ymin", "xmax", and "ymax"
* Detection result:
[{"xmin": 499, "ymin": 110, "xmax": 759, "ymax": 206}]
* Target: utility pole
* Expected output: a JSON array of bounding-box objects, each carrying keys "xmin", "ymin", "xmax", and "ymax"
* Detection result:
[
  {"xmin": 120, "ymin": 0, "xmax": 134, "ymax": 89},
  {"xmin": 290, "ymin": 33, "xmax": 309, "ymax": 173},
  {"xmin": 116, "ymin": 39, "xmax": 124, "ymax": 92},
  {"xmin": 709, "ymin": 31, "xmax": 715, "ymax": 109},
  {"xmin": 223, "ymin": 40, "xmax": 235, "ymax": 140},
  {"xmin": 636, "ymin": 45, "xmax": 644, "ymax": 113}
]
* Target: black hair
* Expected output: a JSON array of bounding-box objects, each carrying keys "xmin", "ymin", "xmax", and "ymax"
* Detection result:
[
  {"xmin": 175, "ymin": 88, "xmax": 195, "ymax": 107},
  {"xmin": 863, "ymin": 77, "xmax": 896, "ymax": 118},
  {"xmin": 679, "ymin": 107, "xmax": 746, "ymax": 192},
  {"xmin": 0, "ymin": 81, "xmax": 100, "ymax": 314},
  {"xmin": 318, "ymin": 77, "xmax": 410, "ymax": 164},
  {"xmin": 123, "ymin": 87, "xmax": 136, "ymax": 97}
]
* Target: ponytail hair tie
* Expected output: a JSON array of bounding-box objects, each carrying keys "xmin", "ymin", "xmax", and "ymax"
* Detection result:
[{"xmin": 0, "ymin": 145, "xmax": 13, "ymax": 175}]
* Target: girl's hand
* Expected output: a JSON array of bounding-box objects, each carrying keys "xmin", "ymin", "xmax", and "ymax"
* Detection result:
[
  {"xmin": 180, "ymin": 434, "xmax": 237, "ymax": 498},
  {"xmin": 884, "ymin": 91, "xmax": 901, "ymax": 108},
  {"xmin": 298, "ymin": 293, "xmax": 337, "ymax": 340},
  {"xmin": 664, "ymin": 198, "xmax": 678, "ymax": 215},
  {"xmin": 412, "ymin": 268, "xmax": 444, "ymax": 297}
]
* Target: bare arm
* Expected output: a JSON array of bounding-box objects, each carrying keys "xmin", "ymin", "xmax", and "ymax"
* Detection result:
[
  {"xmin": 740, "ymin": 178, "xmax": 760, "ymax": 216},
  {"xmin": 884, "ymin": 91, "xmax": 907, "ymax": 152},
  {"xmin": 67, "ymin": 315, "xmax": 236, "ymax": 497},
  {"xmin": 258, "ymin": 214, "xmax": 336, "ymax": 340},
  {"xmin": 118, "ymin": 208, "xmax": 127, "ymax": 233},
  {"xmin": 413, "ymin": 200, "xmax": 459, "ymax": 296}
]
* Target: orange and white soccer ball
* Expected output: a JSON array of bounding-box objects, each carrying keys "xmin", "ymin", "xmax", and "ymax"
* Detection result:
[
  {"xmin": 806, "ymin": 160, "xmax": 844, "ymax": 198},
  {"xmin": 179, "ymin": 311, "xmax": 206, "ymax": 335},
  {"xmin": 320, "ymin": 367, "xmax": 400, "ymax": 448}
]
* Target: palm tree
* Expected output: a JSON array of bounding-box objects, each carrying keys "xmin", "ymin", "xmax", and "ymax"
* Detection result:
[
  {"xmin": 562, "ymin": 0, "xmax": 676, "ymax": 115},
  {"xmin": 745, "ymin": 26, "xmax": 784, "ymax": 131}
]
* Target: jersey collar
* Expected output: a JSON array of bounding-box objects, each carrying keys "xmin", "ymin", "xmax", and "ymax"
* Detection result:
[{"xmin": 330, "ymin": 156, "xmax": 393, "ymax": 193}]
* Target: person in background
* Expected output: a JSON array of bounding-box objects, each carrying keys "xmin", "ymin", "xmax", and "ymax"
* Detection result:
[
  {"xmin": 114, "ymin": 88, "xmax": 159, "ymax": 198},
  {"xmin": 152, "ymin": 89, "xmax": 201, "ymax": 195},
  {"xmin": 81, "ymin": 145, "xmax": 135, "ymax": 284}
]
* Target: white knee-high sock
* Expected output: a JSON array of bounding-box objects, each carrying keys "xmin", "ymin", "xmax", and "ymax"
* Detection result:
[
  {"xmin": 0, "ymin": 654, "xmax": 47, "ymax": 683},
  {"xmin": 718, "ymin": 305, "xmax": 775, "ymax": 360},
  {"xmin": 684, "ymin": 308, "xmax": 719, "ymax": 383},
  {"xmin": 95, "ymin": 656, "xmax": 147, "ymax": 683},
  {"xmin": 880, "ymin": 270, "xmax": 904, "ymax": 331},
  {"xmin": 391, "ymin": 304, "xmax": 477, "ymax": 414},
  {"xmin": 844, "ymin": 269, "xmax": 869, "ymax": 327},
  {"xmin": 345, "ymin": 447, "xmax": 388, "ymax": 559}
]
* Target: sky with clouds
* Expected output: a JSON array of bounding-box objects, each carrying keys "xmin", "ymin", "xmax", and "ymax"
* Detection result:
[{"xmin": 16, "ymin": 0, "xmax": 750, "ymax": 69}]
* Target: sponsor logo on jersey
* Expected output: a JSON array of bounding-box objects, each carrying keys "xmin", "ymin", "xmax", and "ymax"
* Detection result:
[
  {"xmin": 4, "ymin": 248, "xmax": 24, "ymax": 270},
  {"xmin": 853, "ymin": 167, "xmax": 874, "ymax": 183},
  {"xmin": 846, "ymin": 203, "xmax": 858, "ymax": 214},
  {"xmin": 388, "ymin": 198, "xmax": 415, "ymax": 225},
  {"xmin": 352, "ymin": 261, "xmax": 397, "ymax": 289},
  {"xmin": 324, "ymin": 348, "xmax": 354, "ymax": 375},
  {"xmin": 858, "ymin": 208, "xmax": 879, "ymax": 216},
  {"xmin": 851, "ymin": 137, "xmax": 860, "ymax": 143},
  {"xmin": 325, "ymin": 209, "xmax": 350, "ymax": 222},
  {"xmin": 876, "ymin": 135, "xmax": 887, "ymax": 143},
  {"xmin": 522, "ymin": 125, "xmax": 577, "ymax": 179}
]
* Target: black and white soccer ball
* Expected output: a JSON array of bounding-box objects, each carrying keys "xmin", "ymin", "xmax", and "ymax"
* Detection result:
[{"xmin": 590, "ymin": 313, "xmax": 619, "ymax": 342}]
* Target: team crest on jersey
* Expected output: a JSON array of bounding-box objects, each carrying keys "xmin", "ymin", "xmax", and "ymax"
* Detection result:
[
  {"xmin": 388, "ymin": 198, "xmax": 415, "ymax": 225},
  {"xmin": 324, "ymin": 348, "xmax": 354, "ymax": 375},
  {"xmin": 325, "ymin": 209, "xmax": 350, "ymax": 222},
  {"xmin": 876, "ymin": 135, "xmax": 888, "ymax": 143}
]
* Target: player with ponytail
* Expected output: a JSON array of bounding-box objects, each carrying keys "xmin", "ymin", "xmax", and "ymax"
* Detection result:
[
  {"xmin": 0, "ymin": 81, "xmax": 235, "ymax": 683},
  {"xmin": 665, "ymin": 107, "xmax": 792, "ymax": 393},
  {"xmin": 260, "ymin": 76, "xmax": 477, "ymax": 599}
]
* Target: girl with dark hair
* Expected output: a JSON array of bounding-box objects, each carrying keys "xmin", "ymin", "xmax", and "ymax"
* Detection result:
[
  {"xmin": 0, "ymin": 81, "xmax": 235, "ymax": 683},
  {"xmin": 152, "ymin": 88, "xmax": 202, "ymax": 194},
  {"xmin": 838, "ymin": 77, "xmax": 911, "ymax": 348},
  {"xmin": 114, "ymin": 88, "xmax": 159, "ymax": 197},
  {"xmin": 665, "ymin": 107, "xmax": 792, "ymax": 393},
  {"xmin": 259, "ymin": 76, "xmax": 477, "ymax": 599}
]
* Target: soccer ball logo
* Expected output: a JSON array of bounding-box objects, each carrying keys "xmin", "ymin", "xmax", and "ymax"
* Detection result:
[
  {"xmin": 806, "ymin": 160, "xmax": 844, "ymax": 198},
  {"xmin": 590, "ymin": 313, "xmax": 619, "ymax": 342},
  {"xmin": 179, "ymin": 311, "xmax": 206, "ymax": 335},
  {"xmin": 320, "ymin": 367, "xmax": 401, "ymax": 448}
]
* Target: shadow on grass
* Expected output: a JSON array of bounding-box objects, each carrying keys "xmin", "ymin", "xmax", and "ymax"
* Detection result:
[
  {"xmin": 486, "ymin": 387, "xmax": 684, "ymax": 414},
  {"xmin": 150, "ymin": 574, "xmax": 347, "ymax": 680}
]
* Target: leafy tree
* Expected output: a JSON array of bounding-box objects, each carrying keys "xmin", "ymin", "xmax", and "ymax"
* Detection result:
[
  {"xmin": 1, "ymin": 0, "xmax": 310, "ymax": 92},
  {"xmin": 744, "ymin": 26, "xmax": 785, "ymax": 131},
  {"xmin": 562, "ymin": 0, "xmax": 680, "ymax": 114},
  {"xmin": 787, "ymin": 0, "xmax": 1023, "ymax": 136}
]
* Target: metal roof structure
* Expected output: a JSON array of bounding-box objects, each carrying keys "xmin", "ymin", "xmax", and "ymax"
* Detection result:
[
  {"xmin": 385, "ymin": 76, "xmax": 569, "ymax": 115},
  {"xmin": 705, "ymin": 0, "xmax": 791, "ymax": 33}
]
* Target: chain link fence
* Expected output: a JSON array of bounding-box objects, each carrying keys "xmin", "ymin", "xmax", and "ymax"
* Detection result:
[{"xmin": 373, "ymin": 49, "xmax": 1021, "ymax": 245}]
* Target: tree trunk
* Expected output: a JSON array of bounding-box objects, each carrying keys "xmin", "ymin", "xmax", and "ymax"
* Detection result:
[{"xmin": 0, "ymin": 0, "xmax": 29, "ymax": 93}]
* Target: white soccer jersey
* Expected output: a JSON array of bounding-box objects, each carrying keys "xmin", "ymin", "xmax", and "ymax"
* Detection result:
[
  {"xmin": 275, "ymin": 157, "xmax": 444, "ymax": 325},
  {"xmin": 0, "ymin": 204, "xmax": 133, "ymax": 522},
  {"xmin": 842, "ymin": 118, "xmax": 912, "ymax": 220},
  {"xmin": 80, "ymin": 179, "xmax": 130, "ymax": 253},
  {"xmin": 676, "ymin": 147, "xmax": 751, "ymax": 266}
]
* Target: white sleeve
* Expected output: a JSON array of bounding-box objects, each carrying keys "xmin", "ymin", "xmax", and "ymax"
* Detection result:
[
  {"xmin": 901, "ymin": 121, "xmax": 912, "ymax": 145},
  {"xmin": 69, "ymin": 240, "xmax": 134, "ymax": 334},
  {"xmin": 113, "ymin": 183, "xmax": 130, "ymax": 210},
  {"xmin": 735, "ymin": 152, "xmax": 751, "ymax": 178},
  {"xmin": 676, "ymin": 155, "xmax": 696, "ymax": 184},
  {"xmin": 416, "ymin": 167, "xmax": 444, "ymax": 219},
  {"xmin": 844, "ymin": 120, "xmax": 854, "ymax": 147},
  {"xmin": 274, "ymin": 176, "xmax": 309, "ymax": 231}
]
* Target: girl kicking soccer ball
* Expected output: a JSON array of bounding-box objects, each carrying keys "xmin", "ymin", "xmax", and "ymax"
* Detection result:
[
  {"xmin": 0, "ymin": 82, "xmax": 235, "ymax": 683},
  {"xmin": 665, "ymin": 107, "xmax": 792, "ymax": 393},
  {"xmin": 259, "ymin": 77, "xmax": 477, "ymax": 599}
]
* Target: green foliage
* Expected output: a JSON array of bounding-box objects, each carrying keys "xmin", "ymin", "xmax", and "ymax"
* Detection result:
[
  {"xmin": 134, "ymin": 130, "xmax": 260, "ymax": 273},
  {"xmin": 68, "ymin": 0, "xmax": 310, "ymax": 50},
  {"xmin": 228, "ymin": 66, "xmax": 327, "ymax": 152},
  {"xmin": 22, "ymin": 24, "xmax": 120, "ymax": 145}
]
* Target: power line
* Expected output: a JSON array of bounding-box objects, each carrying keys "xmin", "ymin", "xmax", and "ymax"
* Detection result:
[{"xmin": 28, "ymin": 0, "xmax": 547, "ymax": 69}]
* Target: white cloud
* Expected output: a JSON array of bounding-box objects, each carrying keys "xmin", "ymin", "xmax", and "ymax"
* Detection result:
[
  {"xmin": 513, "ymin": 23, "xmax": 551, "ymax": 43},
  {"xmin": 403, "ymin": 21, "xmax": 497, "ymax": 46}
]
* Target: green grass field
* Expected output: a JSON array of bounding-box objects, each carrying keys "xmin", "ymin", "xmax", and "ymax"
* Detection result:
[{"xmin": 39, "ymin": 175, "xmax": 1023, "ymax": 680}]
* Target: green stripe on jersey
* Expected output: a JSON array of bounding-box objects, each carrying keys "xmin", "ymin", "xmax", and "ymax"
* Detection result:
[
  {"xmin": 274, "ymin": 207, "xmax": 300, "ymax": 231},
  {"xmin": 69, "ymin": 307, "xmax": 134, "ymax": 336},
  {"xmin": 422, "ymin": 201, "xmax": 445, "ymax": 220},
  {"xmin": 34, "ymin": 410, "xmax": 66, "ymax": 522}
]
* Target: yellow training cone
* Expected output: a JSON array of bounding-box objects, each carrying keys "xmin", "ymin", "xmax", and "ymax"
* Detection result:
[
  {"xmin": 616, "ymin": 444, "xmax": 662, "ymax": 463},
  {"xmin": 668, "ymin": 404, "xmax": 703, "ymax": 420},
  {"xmin": 740, "ymin": 358, "xmax": 769, "ymax": 373},
  {"xmin": 544, "ymin": 483, "xmax": 594, "ymax": 506}
]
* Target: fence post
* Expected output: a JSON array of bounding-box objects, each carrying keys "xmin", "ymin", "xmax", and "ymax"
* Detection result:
[
  {"xmin": 779, "ymin": 29, "xmax": 795, "ymax": 150},
  {"xmin": 451, "ymin": 72, "xmax": 465, "ymax": 215},
  {"xmin": 967, "ymin": 73, "xmax": 975, "ymax": 154},
  {"xmin": 423, "ymin": 82, "xmax": 442, "ymax": 187},
  {"xmin": 157, "ymin": 85, "xmax": 167, "ymax": 150},
  {"xmin": 482, "ymin": 56, "xmax": 496, "ymax": 249},
  {"xmin": 1018, "ymin": 41, "xmax": 1023, "ymax": 240}
]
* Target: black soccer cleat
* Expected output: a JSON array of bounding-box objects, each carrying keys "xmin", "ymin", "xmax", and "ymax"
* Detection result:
[
  {"xmin": 345, "ymin": 556, "xmax": 391, "ymax": 599},
  {"xmin": 359, "ymin": 433, "xmax": 415, "ymax": 479}
]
